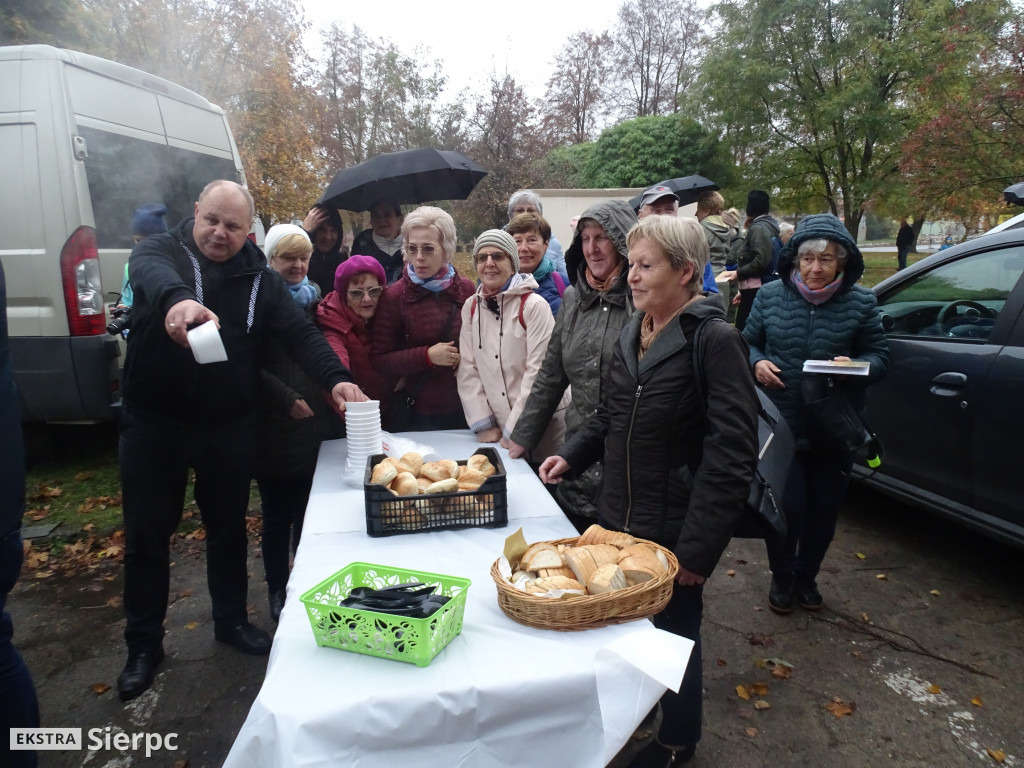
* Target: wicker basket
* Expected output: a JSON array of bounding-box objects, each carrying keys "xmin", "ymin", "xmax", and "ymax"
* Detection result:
[{"xmin": 490, "ymin": 536, "xmax": 678, "ymax": 631}]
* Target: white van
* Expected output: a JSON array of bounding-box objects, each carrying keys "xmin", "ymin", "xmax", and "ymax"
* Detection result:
[{"xmin": 0, "ymin": 45, "xmax": 247, "ymax": 422}]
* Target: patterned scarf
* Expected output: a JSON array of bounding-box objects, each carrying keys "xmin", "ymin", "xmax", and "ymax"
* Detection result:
[
  {"xmin": 407, "ymin": 263, "xmax": 455, "ymax": 293},
  {"xmin": 585, "ymin": 262, "xmax": 622, "ymax": 293},
  {"xmin": 287, "ymin": 276, "xmax": 319, "ymax": 307},
  {"xmin": 793, "ymin": 269, "xmax": 844, "ymax": 305}
]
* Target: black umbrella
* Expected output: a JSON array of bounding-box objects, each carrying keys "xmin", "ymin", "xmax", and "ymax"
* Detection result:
[
  {"xmin": 628, "ymin": 174, "xmax": 721, "ymax": 211},
  {"xmin": 318, "ymin": 148, "xmax": 488, "ymax": 211},
  {"xmin": 1004, "ymin": 182, "xmax": 1024, "ymax": 206}
]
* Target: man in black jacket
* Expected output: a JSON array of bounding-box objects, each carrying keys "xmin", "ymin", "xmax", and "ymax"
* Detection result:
[
  {"xmin": 896, "ymin": 218, "xmax": 915, "ymax": 271},
  {"xmin": 117, "ymin": 181, "xmax": 365, "ymax": 702}
]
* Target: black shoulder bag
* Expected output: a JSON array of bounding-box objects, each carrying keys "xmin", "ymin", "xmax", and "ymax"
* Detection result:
[{"xmin": 692, "ymin": 317, "xmax": 794, "ymax": 543}]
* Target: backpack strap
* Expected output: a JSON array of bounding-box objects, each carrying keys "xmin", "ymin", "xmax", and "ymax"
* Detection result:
[
  {"xmin": 518, "ymin": 293, "xmax": 528, "ymax": 329},
  {"xmin": 552, "ymin": 270, "xmax": 566, "ymax": 298}
]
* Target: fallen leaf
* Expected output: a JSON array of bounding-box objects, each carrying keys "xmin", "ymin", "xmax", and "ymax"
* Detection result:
[
  {"xmin": 179, "ymin": 589, "xmax": 193, "ymax": 598},
  {"xmin": 825, "ymin": 699, "xmax": 855, "ymax": 718},
  {"xmin": 106, "ymin": 596, "xmax": 122, "ymax": 608},
  {"xmin": 171, "ymin": 761, "xmax": 190, "ymax": 768},
  {"xmin": 82, "ymin": 523, "xmax": 95, "ymax": 531},
  {"xmin": 736, "ymin": 684, "xmax": 751, "ymax": 700},
  {"xmin": 726, "ymin": 569, "xmax": 736, "ymax": 577},
  {"xmin": 855, "ymin": 552, "xmax": 866, "ymax": 560},
  {"xmin": 930, "ymin": 589, "xmax": 941, "ymax": 596},
  {"xmin": 971, "ymin": 696, "xmax": 983, "ymax": 707},
  {"xmin": 184, "ymin": 621, "xmax": 199, "ymax": 630},
  {"xmin": 75, "ymin": 471, "xmax": 94, "ymax": 482},
  {"xmin": 92, "ymin": 683, "xmax": 111, "ymax": 695},
  {"xmin": 737, "ymin": 710, "xmax": 752, "ymax": 720},
  {"xmin": 752, "ymin": 683, "xmax": 770, "ymax": 696},
  {"xmin": 986, "ymin": 748, "xmax": 1006, "ymax": 763},
  {"xmin": 35, "ymin": 486, "xmax": 63, "ymax": 499},
  {"xmin": 753, "ymin": 700, "xmax": 771, "ymax": 711},
  {"xmin": 861, "ymin": 612, "xmax": 870, "ymax": 622},
  {"xmin": 99, "ymin": 545, "xmax": 123, "ymax": 558},
  {"xmin": 927, "ymin": 684, "xmax": 941, "ymax": 694},
  {"xmin": 771, "ymin": 665, "xmax": 793, "ymax": 680},
  {"xmin": 716, "ymin": 658, "xmax": 728, "ymax": 667},
  {"xmin": 748, "ymin": 633, "xmax": 774, "ymax": 647},
  {"xmin": 753, "ymin": 606, "xmax": 763, "ymax": 612},
  {"xmin": 876, "ymin": 573, "xmax": 887, "ymax": 580},
  {"xmin": 35, "ymin": 570, "xmax": 54, "ymax": 578},
  {"xmin": 744, "ymin": 727, "xmax": 758, "ymax": 738}
]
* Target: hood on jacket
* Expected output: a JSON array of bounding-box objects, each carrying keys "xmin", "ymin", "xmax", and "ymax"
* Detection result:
[
  {"xmin": 316, "ymin": 290, "xmax": 358, "ymax": 336},
  {"xmin": 310, "ymin": 205, "xmax": 345, "ymax": 257},
  {"xmin": 565, "ymin": 199, "xmax": 638, "ymax": 286},
  {"xmin": 701, "ymin": 215, "xmax": 733, "ymax": 242},
  {"xmin": 779, "ymin": 213, "xmax": 864, "ymax": 290},
  {"xmin": 473, "ymin": 272, "xmax": 538, "ymax": 299}
]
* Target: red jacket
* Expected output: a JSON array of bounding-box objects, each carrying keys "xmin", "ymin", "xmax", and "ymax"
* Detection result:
[
  {"xmin": 316, "ymin": 291, "xmax": 397, "ymax": 411},
  {"xmin": 371, "ymin": 270, "xmax": 474, "ymax": 418}
]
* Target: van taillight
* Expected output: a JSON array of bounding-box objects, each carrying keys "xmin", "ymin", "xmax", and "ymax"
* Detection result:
[{"xmin": 60, "ymin": 226, "xmax": 106, "ymax": 336}]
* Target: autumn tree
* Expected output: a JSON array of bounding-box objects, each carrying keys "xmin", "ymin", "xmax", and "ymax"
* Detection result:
[
  {"xmin": 898, "ymin": 6, "xmax": 1022, "ymax": 229},
  {"xmin": 541, "ymin": 31, "xmax": 614, "ymax": 144},
  {"xmin": 2, "ymin": 0, "xmax": 99, "ymax": 47},
  {"xmin": 453, "ymin": 73, "xmax": 551, "ymax": 235},
  {"xmin": 81, "ymin": 0, "xmax": 319, "ymax": 223},
  {"xmin": 701, "ymin": 0, "xmax": 1007, "ymax": 240},
  {"xmin": 611, "ymin": 0, "xmax": 707, "ymax": 118}
]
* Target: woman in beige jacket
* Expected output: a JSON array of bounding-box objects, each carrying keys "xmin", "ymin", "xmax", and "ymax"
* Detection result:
[{"xmin": 457, "ymin": 230, "xmax": 568, "ymax": 463}]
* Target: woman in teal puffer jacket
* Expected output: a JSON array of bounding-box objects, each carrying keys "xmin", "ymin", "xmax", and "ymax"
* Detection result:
[{"xmin": 743, "ymin": 213, "xmax": 888, "ymax": 614}]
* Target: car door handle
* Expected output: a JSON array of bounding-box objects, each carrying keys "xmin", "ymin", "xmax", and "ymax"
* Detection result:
[{"xmin": 930, "ymin": 371, "xmax": 967, "ymax": 396}]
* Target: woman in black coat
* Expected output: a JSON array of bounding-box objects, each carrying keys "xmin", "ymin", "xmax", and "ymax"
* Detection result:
[{"xmin": 541, "ymin": 215, "xmax": 759, "ymax": 766}]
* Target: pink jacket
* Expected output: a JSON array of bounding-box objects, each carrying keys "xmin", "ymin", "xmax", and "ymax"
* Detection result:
[{"xmin": 457, "ymin": 274, "xmax": 569, "ymax": 462}]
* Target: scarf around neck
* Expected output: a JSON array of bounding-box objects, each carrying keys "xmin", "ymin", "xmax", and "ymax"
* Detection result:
[
  {"xmin": 586, "ymin": 263, "xmax": 621, "ymax": 293},
  {"xmin": 407, "ymin": 262, "xmax": 455, "ymax": 292},
  {"xmin": 793, "ymin": 269, "xmax": 844, "ymax": 305},
  {"xmin": 287, "ymin": 276, "xmax": 318, "ymax": 307},
  {"xmin": 532, "ymin": 254, "xmax": 556, "ymax": 284}
]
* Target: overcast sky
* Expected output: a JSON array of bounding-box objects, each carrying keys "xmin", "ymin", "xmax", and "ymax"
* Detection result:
[{"xmin": 300, "ymin": 0, "xmax": 627, "ymax": 100}]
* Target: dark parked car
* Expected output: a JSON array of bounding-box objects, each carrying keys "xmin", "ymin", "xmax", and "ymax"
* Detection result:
[{"xmin": 853, "ymin": 229, "xmax": 1024, "ymax": 549}]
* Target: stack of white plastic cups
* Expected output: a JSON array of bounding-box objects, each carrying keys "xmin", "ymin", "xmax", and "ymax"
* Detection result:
[{"xmin": 345, "ymin": 400, "xmax": 383, "ymax": 474}]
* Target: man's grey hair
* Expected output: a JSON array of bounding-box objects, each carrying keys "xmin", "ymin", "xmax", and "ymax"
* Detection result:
[
  {"xmin": 507, "ymin": 189, "xmax": 544, "ymax": 220},
  {"xmin": 198, "ymin": 179, "xmax": 255, "ymax": 221}
]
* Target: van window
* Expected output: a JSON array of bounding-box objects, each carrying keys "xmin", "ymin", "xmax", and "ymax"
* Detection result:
[{"xmin": 78, "ymin": 125, "xmax": 238, "ymax": 248}]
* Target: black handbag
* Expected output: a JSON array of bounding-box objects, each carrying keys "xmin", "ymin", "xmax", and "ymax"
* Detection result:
[
  {"xmin": 692, "ymin": 318, "xmax": 794, "ymax": 543},
  {"xmin": 801, "ymin": 374, "xmax": 872, "ymax": 453}
]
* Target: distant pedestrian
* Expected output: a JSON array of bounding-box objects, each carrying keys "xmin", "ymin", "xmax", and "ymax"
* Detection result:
[
  {"xmin": 896, "ymin": 219, "xmax": 915, "ymax": 270},
  {"xmin": 719, "ymin": 190, "xmax": 780, "ymax": 331},
  {"xmin": 939, "ymin": 235, "xmax": 954, "ymax": 251}
]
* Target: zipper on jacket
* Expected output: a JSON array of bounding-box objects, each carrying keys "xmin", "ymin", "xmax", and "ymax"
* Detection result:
[{"xmin": 622, "ymin": 383, "xmax": 643, "ymax": 533}]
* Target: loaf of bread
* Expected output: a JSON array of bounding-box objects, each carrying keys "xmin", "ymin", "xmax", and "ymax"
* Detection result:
[
  {"xmin": 424, "ymin": 477, "xmax": 458, "ymax": 495},
  {"xmin": 391, "ymin": 472, "xmax": 419, "ymax": 496},
  {"xmin": 419, "ymin": 462, "xmax": 450, "ymax": 483},
  {"xmin": 458, "ymin": 467, "xmax": 487, "ymax": 491},
  {"xmin": 439, "ymin": 459, "xmax": 460, "ymax": 479},
  {"xmin": 370, "ymin": 462, "xmax": 398, "ymax": 486},
  {"xmin": 587, "ymin": 563, "xmax": 628, "ymax": 594},
  {"xmin": 399, "ymin": 451, "xmax": 423, "ymax": 476},
  {"xmin": 467, "ymin": 453, "xmax": 496, "ymax": 477},
  {"xmin": 578, "ymin": 523, "xmax": 636, "ymax": 548},
  {"xmin": 520, "ymin": 542, "xmax": 564, "ymax": 571},
  {"xmin": 533, "ymin": 575, "xmax": 585, "ymax": 593}
]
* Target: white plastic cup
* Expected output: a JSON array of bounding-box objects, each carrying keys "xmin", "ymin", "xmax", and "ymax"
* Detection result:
[
  {"xmin": 186, "ymin": 320, "xmax": 228, "ymax": 364},
  {"xmin": 345, "ymin": 400, "xmax": 380, "ymax": 416}
]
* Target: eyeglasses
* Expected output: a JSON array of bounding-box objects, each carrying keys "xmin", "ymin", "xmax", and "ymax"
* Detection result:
[
  {"xmin": 347, "ymin": 286, "xmax": 384, "ymax": 300},
  {"xmin": 474, "ymin": 252, "xmax": 510, "ymax": 266},
  {"xmin": 800, "ymin": 256, "xmax": 838, "ymax": 269},
  {"xmin": 406, "ymin": 244, "xmax": 438, "ymax": 257}
]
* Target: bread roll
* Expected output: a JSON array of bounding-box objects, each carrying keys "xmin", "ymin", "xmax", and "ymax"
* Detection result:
[
  {"xmin": 587, "ymin": 563, "xmax": 628, "ymax": 594},
  {"xmin": 457, "ymin": 467, "xmax": 487, "ymax": 491},
  {"xmin": 399, "ymin": 452, "xmax": 423, "ymax": 476},
  {"xmin": 439, "ymin": 459, "xmax": 460, "ymax": 479},
  {"xmin": 419, "ymin": 462, "xmax": 449, "ymax": 483},
  {"xmin": 538, "ymin": 566, "xmax": 576, "ymax": 579},
  {"xmin": 370, "ymin": 462, "xmax": 398, "ymax": 486},
  {"xmin": 391, "ymin": 472, "xmax": 419, "ymax": 496},
  {"xmin": 467, "ymin": 453, "xmax": 496, "ymax": 477},
  {"xmin": 416, "ymin": 476, "xmax": 432, "ymax": 493},
  {"xmin": 520, "ymin": 542, "xmax": 563, "ymax": 571},
  {"xmin": 424, "ymin": 477, "xmax": 458, "ymax": 494}
]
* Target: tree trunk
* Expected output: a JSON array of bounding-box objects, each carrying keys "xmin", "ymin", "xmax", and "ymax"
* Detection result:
[{"xmin": 910, "ymin": 213, "xmax": 928, "ymax": 253}]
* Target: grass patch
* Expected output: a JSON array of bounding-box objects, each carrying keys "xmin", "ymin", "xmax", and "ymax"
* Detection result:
[{"xmin": 859, "ymin": 249, "xmax": 930, "ymax": 288}]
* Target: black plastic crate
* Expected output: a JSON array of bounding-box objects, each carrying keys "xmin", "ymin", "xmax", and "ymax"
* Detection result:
[{"xmin": 363, "ymin": 447, "xmax": 509, "ymax": 537}]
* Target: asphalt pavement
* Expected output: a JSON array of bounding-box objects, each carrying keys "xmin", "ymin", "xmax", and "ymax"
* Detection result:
[{"xmin": 8, "ymin": 483, "xmax": 1023, "ymax": 767}]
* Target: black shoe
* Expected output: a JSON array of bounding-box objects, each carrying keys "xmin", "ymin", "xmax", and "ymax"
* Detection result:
[
  {"xmin": 117, "ymin": 646, "xmax": 165, "ymax": 702},
  {"xmin": 214, "ymin": 621, "xmax": 272, "ymax": 655},
  {"xmin": 268, "ymin": 590, "xmax": 286, "ymax": 623},
  {"xmin": 795, "ymin": 579, "xmax": 824, "ymax": 611},
  {"xmin": 629, "ymin": 740, "xmax": 696, "ymax": 767},
  {"xmin": 768, "ymin": 574, "xmax": 795, "ymax": 615}
]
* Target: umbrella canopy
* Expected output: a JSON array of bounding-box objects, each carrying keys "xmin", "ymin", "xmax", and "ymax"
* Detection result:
[
  {"xmin": 1004, "ymin": 182, "xmax": 1024, "ymax": 207},
  {"xmin": 319, "ymin": 148, "xmax": 488, "ymax": 212},
  {"xmin": 628, "ymin": 174, "xmax": 720, "ymax": 211}
]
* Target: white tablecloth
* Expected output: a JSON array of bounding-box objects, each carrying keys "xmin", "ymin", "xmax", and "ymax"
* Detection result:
[{"xmin": 224, "ymin": 431, "xmax": 691, "ymax": 768}]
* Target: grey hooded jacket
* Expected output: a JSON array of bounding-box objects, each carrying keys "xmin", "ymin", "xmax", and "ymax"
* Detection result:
[{"xmin": 511, "ymin": 199, "xmax": 638, "ymax": 519}]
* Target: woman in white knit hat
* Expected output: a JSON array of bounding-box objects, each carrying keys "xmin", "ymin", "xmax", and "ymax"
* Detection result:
[{"xmin": 456, "ymin": 229, "xmax": 568, "ymax": 462}]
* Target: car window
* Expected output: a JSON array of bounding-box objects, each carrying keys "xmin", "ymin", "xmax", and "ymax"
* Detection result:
[{"xmin": 878, "ymin": 246, "xmax": 1024, "ymax": 340}]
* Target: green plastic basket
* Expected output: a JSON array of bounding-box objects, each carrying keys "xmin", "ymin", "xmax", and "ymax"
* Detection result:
[{"xmin": 299, "ymin": 562, "xmax": 471, "ymax": 668}]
